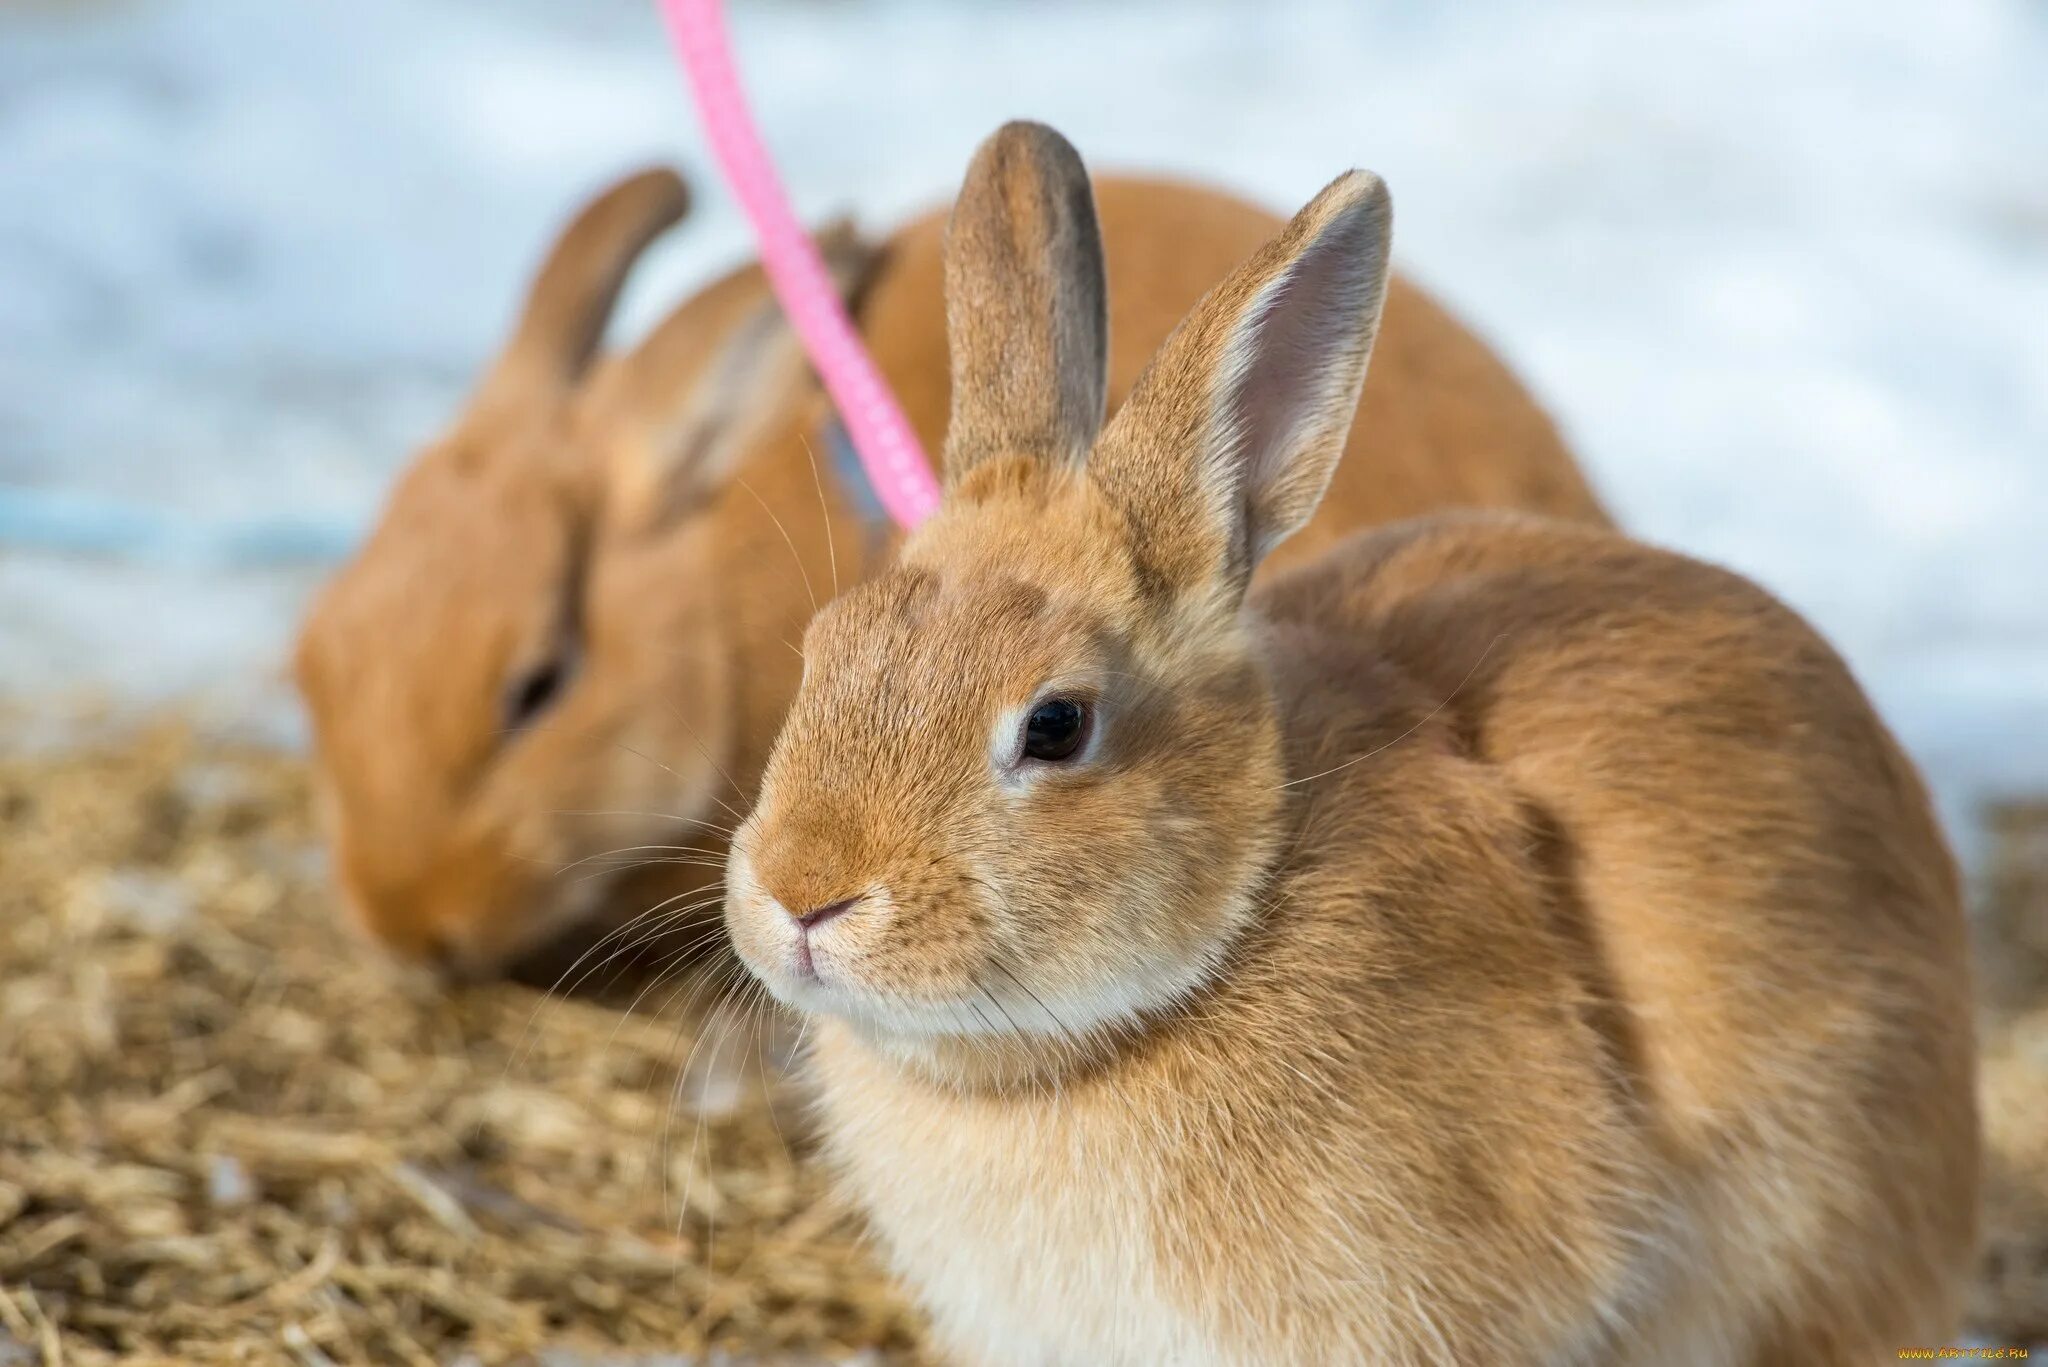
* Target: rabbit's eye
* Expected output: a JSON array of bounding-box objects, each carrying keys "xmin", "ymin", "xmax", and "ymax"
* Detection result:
[
  {"xmin": 1022, "ymin": 698, "xmax": 1089, "ymax": 763},
  {"xmin": 504, "ymin": 655, "xmax": 572, "ymax": 731}
]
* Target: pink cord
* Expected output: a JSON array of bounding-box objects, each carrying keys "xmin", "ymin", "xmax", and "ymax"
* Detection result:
[{"xmin": 655, "ymin": 0, "xmax": 941, "ymax": 530}]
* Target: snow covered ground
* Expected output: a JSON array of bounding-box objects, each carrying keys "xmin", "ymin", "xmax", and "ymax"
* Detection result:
[{"xmin": 2, "ymin": 0, "xmax": 2044, "ymax": 853}]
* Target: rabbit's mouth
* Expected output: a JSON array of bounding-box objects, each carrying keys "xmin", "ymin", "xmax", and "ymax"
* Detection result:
[{"xmin": 731, "ymin": 896, "xmax": 1223, "ymax": 1056}]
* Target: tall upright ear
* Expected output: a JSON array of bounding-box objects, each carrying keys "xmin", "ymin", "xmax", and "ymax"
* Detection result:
[
  {"xmin": 1092, "ymin": 170, "xmax": 1392, "ymax": 597},
  {"xmin": 942, "ymin": 121, "xmax": 1109, "ymax": 486},
  {"xmin": 476, "ymin": 166, "xmax": 692, "ymax": 407},
  {"xmin": 607, "ymin": 222, "xmax": 881, "ymax": 529}
]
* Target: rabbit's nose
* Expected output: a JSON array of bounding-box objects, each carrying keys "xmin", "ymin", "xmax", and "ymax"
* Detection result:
[{"xmin": 789, "ymin": 896, "xmax": 858, "ymax": 930}]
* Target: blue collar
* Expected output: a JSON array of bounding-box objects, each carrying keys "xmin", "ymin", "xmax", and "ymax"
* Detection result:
[{"xmin": 823, "ymin": 411, "xmax": 895, "ymax": 535}]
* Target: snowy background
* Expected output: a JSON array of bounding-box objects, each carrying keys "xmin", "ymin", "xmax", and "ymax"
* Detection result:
[{"xmin": 1, "ymin": 0, "xmax": 2044, "ymax": 858}]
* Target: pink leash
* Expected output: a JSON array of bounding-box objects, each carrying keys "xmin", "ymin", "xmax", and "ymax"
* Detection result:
[{"xmin": 655, "ymin": 0, "xmax": 942, "ymax": 530}]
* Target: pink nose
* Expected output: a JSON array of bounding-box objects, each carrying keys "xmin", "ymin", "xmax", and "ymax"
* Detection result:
[{"xmin": 790, "ymin": 896, "xmax": 857, "ymax": 930}]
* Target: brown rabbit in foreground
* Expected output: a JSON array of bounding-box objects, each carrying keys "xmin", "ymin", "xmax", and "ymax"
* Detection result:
[
  {"xmin": 722, "ymin": 122, "xmax": 1979, "ymax": 1364},
  {"xmin": 295, "ymin": 161, "xmax": 1606, "ymax": 980}
]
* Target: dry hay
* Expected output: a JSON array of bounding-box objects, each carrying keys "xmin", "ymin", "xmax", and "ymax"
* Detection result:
[
  {"xmin": 3, "ymin": 721, "xmax": 2047, "ymax": 1362},
  {"xmin": 0, "ymin": 722, "xmax": 927, "ymax": 1365},
  {"xmin": 1978, "ymin": 1002, "xmax": 2048, "ymax": 1345},
  {"xmin": 1974, "ymin": 797, "xmax": 2048, "ymax": 1346},
  {"xmin": 1978, "ymin": 799, "xmax": 2048, "ymax": 1013}
]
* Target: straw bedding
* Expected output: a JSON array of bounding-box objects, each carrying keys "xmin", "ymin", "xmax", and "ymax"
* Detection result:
[
  {"xmin": 1, "ymin": 720, "xmax": 2044, "ymax": 1363},
  {"xmin": 0, "ymin": 721, "xmax": 926, "ymax": 1365},
  {"xmin": 1975, "ymin": 798, "xmax": 2048, "ymax": 1347}
]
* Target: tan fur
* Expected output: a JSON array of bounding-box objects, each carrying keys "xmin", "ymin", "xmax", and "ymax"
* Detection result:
[
  {"xmin": 724, "ymin": 123, "xmax": 1978, "ymax": 1364},
  {"xmin": 297, "ymin": 154, "xmax": 1606, "ymax": 976}
]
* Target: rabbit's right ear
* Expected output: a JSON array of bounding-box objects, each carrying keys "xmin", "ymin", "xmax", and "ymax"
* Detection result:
[
  {"xmin": 1092, "ymin": 170, "xmax": 1392, "ymax": 600},
  {"xmin": 476, "ymin": 166, "xmax": 692, "ymax": 408},
  {"xmin": 941, "ymin": 121, "xmax": 1109, "ymax": 487}
]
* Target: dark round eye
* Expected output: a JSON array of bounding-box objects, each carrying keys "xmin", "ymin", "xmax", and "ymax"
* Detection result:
[
  {"xmin": 503, "ymin": 656, "xmax": 570, "ymax": 731},
  {"xmin": 1022, "ymin": 697, "xmax": 1089, "ymax": 763}
]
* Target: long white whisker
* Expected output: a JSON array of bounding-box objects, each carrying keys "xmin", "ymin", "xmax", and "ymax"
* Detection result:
[
  {"xmin": 799, "ymin": 431, "xmax": 841, "ymax": 604},
  {"xmin": 549, "ymin": 809, "xmax": 742, "ymax": 835},
  {"xmin": 734, "ymin": 475, "xmax": 817, "ymax": 617},
  {"xmin": 1275, "ymin": 633, "xmax": 1502, "ymax": 791}
]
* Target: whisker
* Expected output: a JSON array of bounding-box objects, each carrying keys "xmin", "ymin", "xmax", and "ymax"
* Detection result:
[
  {"xmin": 551, "ymin": 841, "xmax": 727, "ymax": 874},
  {"xmin": 562, "ymin": 856, "xmax": 728, "ymax": 891},
  {"xmin": 799, "ymin": 430, "xmax": 841, "ymax": 603},
  {"xmin": 648, "ymin": 701, "xmax": 755, "ymax": 829},
  {"xmin": 740, "ymin": 976, "xmax": 799, "ymax": 1167},
  {"xmin": 984, "ymin": 957, "xmax": 1069, "ymax": 1044},
  {"xmin": 657, "ymin": 957, "xmax": 744, "ymax": 1227},
  {"xmin": 550, "ymin": 809, "xmax": 743, "ymax": 836},
  {"xmin": 495, "ymin": 900, "xmax": 717, "ymax": 1082},
  {"xmin": 1274, "ymin": 633, "xmax": 1502, "ymax": 791},
  {"xmin": 668, "ymin": 962, "xmax": 756, "ymax": 1269},
  {"xmin": 507, "ymin": 889, "xmax": 730, "ymax": 1053},
  {"xmin": 594, "ymin": 921, "xmax": 742, "ymax": 1073},
  {"xmin": 734, "ymin": 475, "xmax": 817, "ymax": 617}
]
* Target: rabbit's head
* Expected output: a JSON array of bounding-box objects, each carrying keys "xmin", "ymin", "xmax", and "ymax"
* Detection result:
[
  {"xmin": 296, "ymin": 166, "xmax": 876, "ymax": 978},
  {"xmin": 726, "ymin": 123, "xmax": 1392, "ymax": 1070}
]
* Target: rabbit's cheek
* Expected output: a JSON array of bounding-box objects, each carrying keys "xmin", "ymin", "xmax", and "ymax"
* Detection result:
[{"xmin": 722, "ymin": 846, "xmax": 808, "ymax": 997}]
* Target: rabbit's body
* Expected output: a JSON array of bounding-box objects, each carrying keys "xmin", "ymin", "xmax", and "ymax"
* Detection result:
[
  {"xmin": 725, "ymin": 124, "xmax": 1978, "ymax": 1364},
  {"xmin": 802, "ymin": 512, "xmax": 1976, "ymax": 1366}
]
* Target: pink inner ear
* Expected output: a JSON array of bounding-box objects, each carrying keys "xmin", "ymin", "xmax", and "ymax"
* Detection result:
[{"xmin": 1219, "ymin": 208, "xmax": 1382, "ymax": 554}]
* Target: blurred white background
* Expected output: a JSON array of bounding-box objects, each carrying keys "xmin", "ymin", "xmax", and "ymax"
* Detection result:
[{"xmin": 1, "ymin": 0, "xmax": 2044, "ymax": 854}]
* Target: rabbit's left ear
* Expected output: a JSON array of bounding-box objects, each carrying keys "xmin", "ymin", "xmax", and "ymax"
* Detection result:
[
  {"xmin": 477, "ymin": 166, "xmax": 692, "ymax": 410},
  {"xmin": 1092, "ymin": 171, "xmax": 1392, "ymax": 598},
  {"xmin": 940, "ymin": 121, "xmax": 1109, "ymax": 486}
]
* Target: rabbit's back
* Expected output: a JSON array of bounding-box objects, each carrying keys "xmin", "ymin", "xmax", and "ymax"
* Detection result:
[{"xmin": 1246, "ymin": 510, "xmax": 1977, "ymax": 1360}]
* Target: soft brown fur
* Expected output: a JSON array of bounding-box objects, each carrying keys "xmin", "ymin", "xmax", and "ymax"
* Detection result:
[
  {"xmin": 296, "ymin": 158, "xmax": 1605, "ymax": 977},
  {"xmin": 724, "ymin": 123, "xmax": 1979, "ymax": 1365}
]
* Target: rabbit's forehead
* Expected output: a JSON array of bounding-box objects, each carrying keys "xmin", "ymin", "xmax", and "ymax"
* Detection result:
[
  {"xmin": 804, "ymin": 566, "xmax": 1100, "ymax": 716},
  {"xmin": 358, "ymin": 471, "xmax": 565, "ymax": 659},
  {"xmin": 787, "ymin": 481, "xmax": 1138, "ymax": 755}
]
